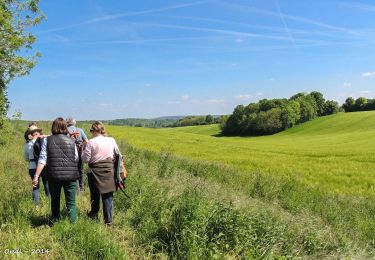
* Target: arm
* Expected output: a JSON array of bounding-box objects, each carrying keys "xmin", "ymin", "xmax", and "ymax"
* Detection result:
[
  {"xmin": 80, "ymin": 128, "xmax": 89, "ymax": 143},
  {"xmin": 81, "ymin": 140, "xmax": 91, "ymax": 163},
  {"xmin": 112, "ymin": 138, "xmax": 121, "ymax": 156},
  {"xmin": 75, "ymin": 145, "xmax": 79, "ymax": 162}
]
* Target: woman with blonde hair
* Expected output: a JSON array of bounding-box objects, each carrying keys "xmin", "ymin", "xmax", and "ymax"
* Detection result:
[{"xmin": 82, "ymin": 121, "xmax": 121, "ymax": 225}]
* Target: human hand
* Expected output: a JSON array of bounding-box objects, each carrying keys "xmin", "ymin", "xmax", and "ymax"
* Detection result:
[{"xmin": 32, "ymin": 176, "xmax": 39, "ymax": 187}]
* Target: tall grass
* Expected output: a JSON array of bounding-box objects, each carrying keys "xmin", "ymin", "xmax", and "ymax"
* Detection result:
[{"xmin": 1, "ymin": 121, "xmax": 373, "ymax": 259}]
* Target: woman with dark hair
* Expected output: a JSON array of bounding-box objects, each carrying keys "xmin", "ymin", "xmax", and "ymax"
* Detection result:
[
  {"xmin": 32, "ymin": 117, "xmax": 79, "ymax": 223},
  {"xmin": 24, "ymin": 124, "xmax": 50, "ymax": 207},
  {"xmin": 82, "ymin": 121, "xmax": 121, "ymax": 226}
]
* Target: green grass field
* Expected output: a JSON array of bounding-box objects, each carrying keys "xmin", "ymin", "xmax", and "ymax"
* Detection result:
[
  {"xmin": 107, "ymin": 111, "xmax": 375, "ymax": 196},
  {"xmin": 1, "ymin": 112, "xmax": 375, "ymax": 258}
]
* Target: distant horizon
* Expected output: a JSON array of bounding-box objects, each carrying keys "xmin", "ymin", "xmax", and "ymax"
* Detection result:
[{"xmin": 12, "ymin": 93, "xmax": 367, "ymax": 121}]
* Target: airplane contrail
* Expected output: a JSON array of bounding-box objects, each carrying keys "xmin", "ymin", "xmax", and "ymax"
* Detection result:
[
  {"xmin": 275, "ymin": 0, "xmax": 297, "ymax": 48},
  {"xmin": 35, "ymin": 1, "xmax": 212, "ymax": 35}
]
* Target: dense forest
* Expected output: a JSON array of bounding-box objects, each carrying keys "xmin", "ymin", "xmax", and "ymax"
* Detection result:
[{"xmin": 221, "ymin": 91, "xmax": 339, "ymax": 136}]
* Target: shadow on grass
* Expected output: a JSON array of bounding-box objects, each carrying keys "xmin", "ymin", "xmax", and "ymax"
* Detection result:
[{"xmin": 29, "ymin": 215, "xmax": 54, "ymax": 228}]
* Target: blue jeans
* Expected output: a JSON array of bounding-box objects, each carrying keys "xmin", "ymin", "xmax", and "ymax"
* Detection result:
[
  {"xmin": 29, "ymin": 169, "xmax": 50, "ymax": 206},
  {"xmin": 88, "ymin": 173, "xmax": 113, "ymax": 224}
]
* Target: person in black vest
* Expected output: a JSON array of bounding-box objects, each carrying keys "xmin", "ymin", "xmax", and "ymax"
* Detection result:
[{"xmin": 32, "ymin": 118, "xmax": 79, "ymax": 223}]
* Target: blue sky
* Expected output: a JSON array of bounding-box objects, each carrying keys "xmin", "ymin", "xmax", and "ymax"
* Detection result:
[{"xmin": 8, "ymin": 0, "xmax": 375, "ymax": 120}]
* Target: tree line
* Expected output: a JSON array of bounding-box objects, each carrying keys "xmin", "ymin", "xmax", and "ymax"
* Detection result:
[
  {"xmin": 99, "ymin": 115, "xmax": 221, "ymax": 128},
  {"xmin": 221, "ymin": 91, "xmax": 339, "ymax": 136},
  {"xmin": 342, "ymin": 97, "xmax": 375, "ymax": 112},
  {"xmin": 102, "ymin": 118, "xmax": 178, "ymax": 128},
  {"xmin": 173, "ymin": 115, "xmax": 221, "ymax": 127}
]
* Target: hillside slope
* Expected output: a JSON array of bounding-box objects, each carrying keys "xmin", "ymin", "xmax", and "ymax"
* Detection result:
[
  {"xmin": 108, "ymin": 111, "xmax": 375, "ymax": 196},
  {"xmin": 2, "ymin": 115, "xmax": 375, "ymax": 258}
]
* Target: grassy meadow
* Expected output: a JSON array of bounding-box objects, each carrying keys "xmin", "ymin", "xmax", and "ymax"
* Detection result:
[
  {"xmin": 108, "ymin": 111, "xmax": 375, "ymax": 196},
  {"xmin": 1, "ymin": 112, "xmax": 375, "ymax": 258}
]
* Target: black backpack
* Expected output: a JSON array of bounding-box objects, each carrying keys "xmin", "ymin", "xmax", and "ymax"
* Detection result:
[{"xmin": 33, "ymin": 137, "xmax": 44, "ymax": 161}]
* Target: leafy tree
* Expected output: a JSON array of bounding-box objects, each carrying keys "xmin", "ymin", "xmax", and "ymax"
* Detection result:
[
  {"xmin": 310, "ymin": 91, "xmax": 325, "ymax": 116},
  {"xmin": 323, "ymin": 100, "xmax": 339, "ymax": 115},
  {"xmin": 355, "ymin": 97, "xmax": 367, "ymax": 111},
  {"xmin": 281, "ymin": 101, "xmax": 301, "ymax": 129},
  {"xmin": 0, "ymin": 0, "xmax": 44, "ymax": 128},
  {"xmin": 222, "ymin": 91, "xmax": 336, "ymax": 136},
  {"xmin": 259, "ymin": 98, "xmax": 287, "ymax": 112},
  {"xmin": 255, "ymin": 108, "xmax": 282, "ymax": 135},
  {"xmin": 342, "ymin": 97, "xmax": 355, "ymax": 112},
  {"xmin": 296, "ymin": 95, "xmax": 318, "ymax": 123},
  {"xmin": 289, "ymin": 92, "xmax": 307, "ymax": 101},
  {"xmin": 205, "ymin": 114, "xmax": 214, "ymax": 124},
  {"xmin": 222, "ymin": 105, "xmax": 246, "ymax": 135}
]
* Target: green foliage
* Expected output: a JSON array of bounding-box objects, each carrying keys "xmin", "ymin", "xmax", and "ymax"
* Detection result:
[
  {"xmin": 102, "ymin": 117, "xmax": 178, "ymax": 128},
  {"xmin": 0, "ymin": 0, "xmax": 44, "ymax": 127},
  {"xmin": 255, "ymin": 108, "xmax": 283, "ymax": 134},
  {"xmin": 342, "ymin": 96, "xmax": 375, "ymax": 112},
  {"xmin": 222, "ymin": 91, "xmax": 339, "ymax": 136},
  {"xmin": 281, "ymin": 100, "xmax": 300, "ymax": 129},
  {"xmin": 323, "ymin": 100, "xmax": 339, "ymax": 115},
  {"xmin": 310, "ymin": 91, "xmax": 326, "ymax": 116},
  {"xmin": 174, "ymin": 115, "xmax": 221, "ymax": 127},
  {"xmin": 296, "ymin": 94, "xmax": 318, "ymax": 123},
  {"xmin": 100, "ymin": 115, "xmax": 223, "ymax": 128}
]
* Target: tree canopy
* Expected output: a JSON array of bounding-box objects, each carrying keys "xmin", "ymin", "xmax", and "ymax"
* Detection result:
[
  {"xmin": 342, "ymin": 97, "xmax": 375, "ymax": 112},
  {"xmin": 0, "ymin": 0, "xmax": 44, "ymax": 127},
  {"xmin": 221, "ymin": 91, "xmax": 339, "ymax": 136}
]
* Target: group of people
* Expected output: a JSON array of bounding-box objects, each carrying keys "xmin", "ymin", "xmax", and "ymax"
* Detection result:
[{"xmin": 24, "ymin": 118, "xmax": 124, "ymax": 225}]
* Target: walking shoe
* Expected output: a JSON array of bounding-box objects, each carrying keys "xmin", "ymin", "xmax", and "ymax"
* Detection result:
[{"xmin": 87, "ymin": 211, "xmax": 98, "ymax": 220}]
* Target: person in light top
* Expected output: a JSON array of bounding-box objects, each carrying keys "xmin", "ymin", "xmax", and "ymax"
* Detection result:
[
  {"xmin": 24, "ymin": 125, "xmax": 49, "ymax": 207},
  {"xmin": 82, "ymin": 121, "xmax": 120, "ymax": 226}
]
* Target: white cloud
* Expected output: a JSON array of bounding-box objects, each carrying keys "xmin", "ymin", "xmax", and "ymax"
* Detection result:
[
  {"xmin": 235, "ymin": 92, "xmax": 263, "ymax": 101},
  {"xmin": 362, "ymin": 72, "xmax": 375, "ymax": 77},
  {"xmin": 268, "ymin": 77, "xmax": 275, "ymax": 81},
  {"xmin": 235, "ymin": 38, "xmax": 243, "ymax": 43},
  {"xmin": 204, "ymin": 98, "xmax": 225, "ymax": 104},
  {"xmin": 181, "ymin": 95, "xmax": 190, "ymax": 101},
  {"xmin": 359, "ymin": 90, "xmax": 371, "ymax": 94},
  {"xmin": 144, "ymin": 83, "xmax": 152, "ymax": 87},
  {"xmin": 343, "ymin": 82, "xmax": 352, "ymax": 87},
  {"xmin": 235, "ymin": 94, "xmax": 252, "ymax": 100}
]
